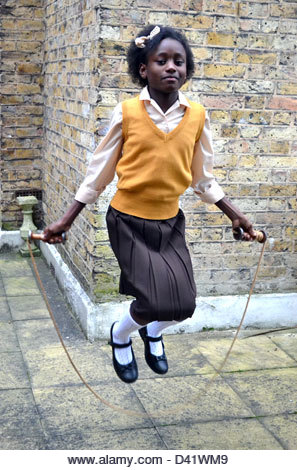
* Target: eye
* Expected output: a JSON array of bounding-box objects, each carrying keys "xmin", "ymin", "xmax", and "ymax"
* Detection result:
[
  {"xmin": 175, "ymin": 60, "xmax": 184, "ymax": 66},
  {"xmin": 157, "ymin": 60, "xmax": 166, "ymax": 65}
]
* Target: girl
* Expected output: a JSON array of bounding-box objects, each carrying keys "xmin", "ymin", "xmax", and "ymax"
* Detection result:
[{"xmin": 43, "ymin": 25, "xmax": 256, "ymax": 384}]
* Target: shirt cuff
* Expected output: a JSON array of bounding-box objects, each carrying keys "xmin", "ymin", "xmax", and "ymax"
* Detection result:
[
  {"xmin": 74, "ymin": 186, "xmax": 103, "ymax": 205},
  {"xmin": 194, "ymin": 181, "xmax": 225, "ymax": 204}
]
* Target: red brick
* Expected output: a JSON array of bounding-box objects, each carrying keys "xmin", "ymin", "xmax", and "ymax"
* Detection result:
[{"xmin": 267, "ymin": 96, "xmax": 297, "ymax": 111}]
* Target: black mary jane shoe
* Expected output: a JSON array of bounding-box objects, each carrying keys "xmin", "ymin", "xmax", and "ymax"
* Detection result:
[
  {"xmin": 108, "ymin": 322, "xmax": 138, "ymax": 383},
  {"xmin": 139, "ymin": 326, "xmax": 168, "ymax": 375}
]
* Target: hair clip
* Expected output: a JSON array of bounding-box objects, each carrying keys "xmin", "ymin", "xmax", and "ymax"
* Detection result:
[{"xmin": 135, "ymin": 26, "xmax": 161, "ymax": 49}]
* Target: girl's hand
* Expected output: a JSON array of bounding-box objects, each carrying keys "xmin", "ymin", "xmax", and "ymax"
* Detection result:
[
  {"xmin": 215, "ymin": 196, "xmax": 256, "ymax": 242},
  {"xmin": 42, "ymin": 200, "xmax": 85, "ymax": 244},
  {"xmin": 232, "ymin": 217, "xmax": 256, "ymax": 242},
  {"xmin": 42, "ymin": 219, "xmax": 71, "ymax": 244}
]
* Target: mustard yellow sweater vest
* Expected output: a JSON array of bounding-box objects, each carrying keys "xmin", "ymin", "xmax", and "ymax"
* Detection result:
[{"xmin": 110, "ymin": 96, "xmax": 206, "ymax": 219}]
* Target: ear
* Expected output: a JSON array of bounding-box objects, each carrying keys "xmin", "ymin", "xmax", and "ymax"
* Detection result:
[{"xmin": 139, "ymin": 63, "xmax": 147, "ymax": 80}]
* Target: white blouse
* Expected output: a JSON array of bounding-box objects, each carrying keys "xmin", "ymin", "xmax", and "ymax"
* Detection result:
[{"xmin": 75, "ymin": 86, "xmax": 225, "ymax": 205}]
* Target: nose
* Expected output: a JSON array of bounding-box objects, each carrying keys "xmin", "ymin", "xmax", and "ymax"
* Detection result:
[{"xmin": 165, "ymin": 59, "xmax": 176, "ymax": 73}]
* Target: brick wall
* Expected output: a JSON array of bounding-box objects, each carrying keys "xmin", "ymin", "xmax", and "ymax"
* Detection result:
[
  {"xmin": 2, "ymin": 0, "xmax": 297, "ymax": 300},
  {"xmin": 42, "ymin": 0, "xmax": 101, "ymax": 289},
  {"xmin": 1, "ymin": 0, "xmax": 44, "ymax": 229}
]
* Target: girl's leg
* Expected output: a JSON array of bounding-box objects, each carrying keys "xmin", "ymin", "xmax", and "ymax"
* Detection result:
[
  {"xmin": 131, "ymin": 304, "xmax": 179, "ymax": 356},
  {"xmin": 138, "ymin": 320, "xmax": 179, "ymax": 375},
  {"xmin": 146, "ymin": 320, "xmax": 179, "ymax": 355},
  {"xmin": 112, "ymin": 309, "xmax": 145, "ymax": 365}
]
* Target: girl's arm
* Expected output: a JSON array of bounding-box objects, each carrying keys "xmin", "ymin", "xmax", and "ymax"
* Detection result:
[
  {"xmin": 191, "ymin": 112, "xmax": 225, "ymax": 203},
  {"xmin": 215, "ymin": 196, "xmax": 256, "ymax": 241},
  {"xmin": 74, "ymin": 103, "xmax": 123, "ymax": 205}
]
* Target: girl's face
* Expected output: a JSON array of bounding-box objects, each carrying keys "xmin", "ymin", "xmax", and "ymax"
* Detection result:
[{"xmin": 139, "ymin": 38, "xmax": 187, "ymax": 95}]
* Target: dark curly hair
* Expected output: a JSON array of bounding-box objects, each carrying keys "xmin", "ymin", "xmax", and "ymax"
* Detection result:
[{"xmin": 127, "ymin": 25, "xmax": 195, "ymax": 88}]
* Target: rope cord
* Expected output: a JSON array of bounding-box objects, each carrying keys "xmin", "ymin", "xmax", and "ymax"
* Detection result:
[{"xmin": 28, "ymin": 238, "xmax": 266, "ymax": 417}]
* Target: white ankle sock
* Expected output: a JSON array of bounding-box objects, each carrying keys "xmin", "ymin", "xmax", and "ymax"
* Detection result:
[
  {"xmin": 112, "ymin": 312, "xmax": 143, "ymax": 365},
  {"xmin": 146, "ymin": 320, "xmax": 178, "ymax": 356}
]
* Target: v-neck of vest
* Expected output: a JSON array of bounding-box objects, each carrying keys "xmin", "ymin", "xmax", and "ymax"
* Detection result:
[{"xmin": 140, "ymin": 98, "xmax": 190, "ymax": 142}]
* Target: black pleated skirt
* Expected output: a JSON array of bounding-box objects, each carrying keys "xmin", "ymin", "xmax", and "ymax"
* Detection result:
[{"xmin": 106, "ymin": 205, "xmax": 196, "ymax": 323}]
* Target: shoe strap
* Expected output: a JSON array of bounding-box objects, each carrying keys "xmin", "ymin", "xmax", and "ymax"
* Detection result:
[
  {"xmin": 108, "ymin": 338, "xmax": 132, "ymax": 348},
  {"xmin": 146, "ymin": 334, "xmax": 163, "ymax": 342}
]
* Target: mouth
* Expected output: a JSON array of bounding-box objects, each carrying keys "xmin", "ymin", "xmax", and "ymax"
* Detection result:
[{"xmin": 162, "ymin": 76, "xmax": 178, "ymax": 82}]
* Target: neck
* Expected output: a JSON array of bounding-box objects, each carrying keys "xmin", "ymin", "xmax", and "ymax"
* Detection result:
[{"xmin": 147, "ymin": 87, "xmax": 179, "ymax": 113}]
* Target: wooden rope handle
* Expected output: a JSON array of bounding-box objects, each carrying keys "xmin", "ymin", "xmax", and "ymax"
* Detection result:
[
  {"xmin": 233, "ymin": 227, "xmax": 267, "ymax": 244},
  {"xmin": 28, "ymin": 230, "xmax": 67, "ymax": 244}
]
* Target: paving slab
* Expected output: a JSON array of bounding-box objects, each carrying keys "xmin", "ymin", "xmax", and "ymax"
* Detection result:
[
  {"xmin": 132, "ymin": 374, "xmax": 256, "ymax": 426},
  {"xmin": 33, "ymin": 384, "xmax": 153, "ymax": 435},
  {"xmin": 0, "ymin": 322, "xmax": 20, "ymax": 352},
  {"xmin": 157, "ymin": 417, "xmax": 283, "ymax": 450},
  {"xmin": 0, "ymin": 434, "xmax": 47, "ymax": 450},
  {"xmin": 7, "ymin": 295, "xmax": 49, "ymax": 321},
  {"xmin": 21, "ymin": 343, "xmax": 117, "ymax": 389},
  {"xmin": 66, "ymin": 342, "xmax": 122, "ymax": 385},
  {"xmin": 0, "ymin": 258, "xmax": 33, "ymax": 278},
  {"xmin": 46, "ymin": 427, "xmax": 166, "ymax": 451},
  {"xmin": 225, "ymin": 368, "xmax": 297, "ymax": 416},
  {"xmin": 0, "ymin": 280, "xmax": 5, "ymax": 297},
  {"xmin": 0, "ymin": 389, "xmax": 43, "ymax": 440},
  {"xmin": 21, "ymin": 347, "xmax": 84, "ymax": 389},
  {"xmin": 14, "ymin": 318, "xmax": 64, "ymax": 351},
  {"xmin": 3, "ymin": 276, "xmax": 40, "ymax": 297},
  {"xmin": 259, "ymin": 414, "xmax": 297, "ymax": 450},
  {"xmin": 197, "ymin": 335, "xmax": 296, "ymax": 372},
  {"xmin": 0, "ymin": 297, "xmax": 11, "ymax": 322},
  {"xmin": 0, "ymin": 351, "xmax": 31, "ymax": 389},
  {"xmin": 268, "ymin": 332, "xmax": 297, "ymax": 362}
]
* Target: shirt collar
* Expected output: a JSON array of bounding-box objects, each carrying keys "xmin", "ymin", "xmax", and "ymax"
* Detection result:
[{"xmin": 139, "ymin": 86, "xmax": 191, "ymax": 109}]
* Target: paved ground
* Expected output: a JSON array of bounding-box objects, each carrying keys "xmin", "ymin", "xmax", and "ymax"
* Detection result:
[{"xmin": 0, "ymin": 249, "xmax": 297, "ymax": 450}]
